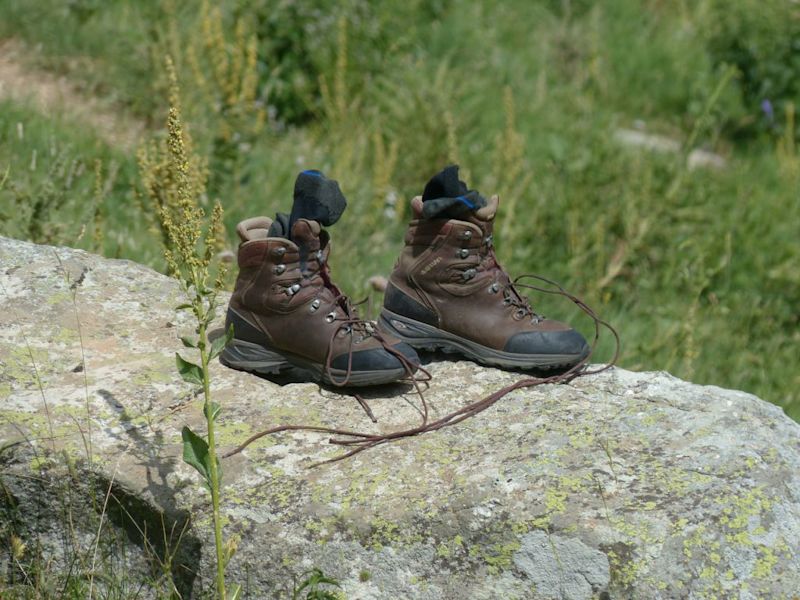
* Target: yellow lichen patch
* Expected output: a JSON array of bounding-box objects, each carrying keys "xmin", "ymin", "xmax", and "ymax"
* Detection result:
[
  {"xmin": 0, "ymin": 410, "xmax": 47, "ymax": 430},
  {"xmin": 682, "ymin": 524, "xmax": 710, "ymax": 560},
  {"xmin": 752, "ymin": 546, "xmax": 778, "ymax": 580},
  {"xmin": 718, "ymin": 486, "xmax": 772, "ymax": 534},
  {"xmin": 607, "ymin": 549, "xmax": 642, "ymax": 588},
  {"xmin": 435, "ymin": 534, "xmax": 464, "ymax": 559},
  {"xmin": 481, "ymin": 540, "xmax": 522, "ymax": 574},
  {"xmin": 567, "ymin": 424, "xmax": 596, "ymax": 449},
  {"xmin": 303, "ymin": 516, "xmax": 337, "ymax": 544},
  {"xmin": 2, "ymin": 345, "xmax": 53, "ymax": 386},
  {"xmin": 367, "ymin": 517, "xmax": 401, "ymax": 551},
  {"xmin": 340, "ymin": 464, "xmax": 392, "ymax": 510}
]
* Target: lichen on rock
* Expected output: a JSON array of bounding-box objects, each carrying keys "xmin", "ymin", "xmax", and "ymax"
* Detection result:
[{"xmin": 2, "ymin": 236, "xmax": 800, "ymax": 598}]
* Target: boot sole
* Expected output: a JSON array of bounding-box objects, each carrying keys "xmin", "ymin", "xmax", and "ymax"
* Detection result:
[
  {"xmin": 378, "ymin": 309, "xmax": 586, "ymax": 370},
  {"xmin": 219, "ymin": 339, "xmax": 409, "ymax": 387}
]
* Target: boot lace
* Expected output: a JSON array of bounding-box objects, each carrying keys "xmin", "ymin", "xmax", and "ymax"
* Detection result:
[
  {"xmin": 299, "ymin": 246, "xmax": 425, "ymax": 387},
  {"xmin": 223, "ymin": 267, "xmax": 619, "ymax": 466},
  {"xmin": 468, "ymin": 229, "xmax": 544, "ymax": 323}
]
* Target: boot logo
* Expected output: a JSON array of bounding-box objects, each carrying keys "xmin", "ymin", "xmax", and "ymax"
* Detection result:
[{"xmin": 420, "ymin": 256, "xmax": 442, "ymax": 275}]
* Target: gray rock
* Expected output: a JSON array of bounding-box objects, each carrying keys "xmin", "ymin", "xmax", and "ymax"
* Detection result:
[
  {"xmin": 1, "ymin": 236, "xmax": 799, "ymax": 598},
  {"xmin": 513, "ymin": 531, "xmax": 610, "ymax": 599},
  {"xmin": 613, "ymin": 128, "xmax": 727, "ymax": 170}
]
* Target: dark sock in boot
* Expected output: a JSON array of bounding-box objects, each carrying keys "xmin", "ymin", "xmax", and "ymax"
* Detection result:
[
  {"xmin": 421, "ymin": 165, "xmax": 486, "ymax": 219},
  {"xmin": 268, "ymin": 170, "xmax": 347, "ymax": 240}
]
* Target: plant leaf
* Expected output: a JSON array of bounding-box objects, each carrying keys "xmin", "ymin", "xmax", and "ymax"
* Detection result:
[
  {"xmin": 210, "ymin": 327, "xmax": 232, "ymax": 359},
  {"xmin": 294, "ymin": 569, "xmax": 341, "ymax": 598},
  {"xmin": 204, "ymin": 401, "xmax": 221, "ymax": 422},
  {"xmin": 181, "ymin": 426, "xmax": 210, "ymax": 487},
  {"xmin": 175, "ymin": 303, "xmax": 193, "ymax": 311},
  {"xmin": 229, "ymin": 584, "xmax": 242, "ymax": 600},
  {"xmin": 175, "ymin": 353, "xmax": 203, "ymax": 386},
  {"xmin": 180, "ymin": 336, "xmax": 197, "ymax": 348}
]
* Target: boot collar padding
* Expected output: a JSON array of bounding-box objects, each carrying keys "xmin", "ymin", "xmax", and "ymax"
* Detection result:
[
  {"xmin": 237, "ymin": 216, "xmax": 274, "ymax": 242},
  {"xmin": 411, "ymin": 196, "xmax": 424, "ymax": 218},
  {"xmin": 411, "ymin": 194, "xmax": 498, "ymax": 221},
  {"xmin": 474, "ymin": 195, "xmax": 499, "ymax": 221}
]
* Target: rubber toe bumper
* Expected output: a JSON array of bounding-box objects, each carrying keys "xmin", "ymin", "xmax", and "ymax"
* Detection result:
[
  {"xmin": 331, "ymin": 342, "xmax": 419, "ymax": 372},
  {"xmin": 503, "ymin": 329, "xmax": 589, "ymax": 358}
]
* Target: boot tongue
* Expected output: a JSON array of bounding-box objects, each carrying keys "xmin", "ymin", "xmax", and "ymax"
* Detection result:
[
  {"xmin": 291, "ymin": 217, "xmax": 343, "ymax": 300},
  {"xmin": 420, "ymin": 165, "xmax": 486, "ymax": 219},
  {"xmin": 290, "ymin": 218, "xmax": 322, "ymax": 246}
]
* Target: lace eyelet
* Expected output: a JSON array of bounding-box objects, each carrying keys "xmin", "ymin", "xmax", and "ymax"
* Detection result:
[
  {"xmin": 462, "ymin": 268, "xmax": 477, "ymax": 281},
  {"xmin": 457, "ymin": 248, "xmax": 470, "ymax": 259},
  {"xmin": 502, "ymin": 297, "xmax": 512, "ymax": 306},
  {"xmin": 325, "ymin": 312, "xmax": 336, "ymax": 323},
  {"xmin": 460, "ymin": 230, "xmax": 473, "ymax": 240},
  {"xmin": 274, "ymin": 264, "xmax": 286, "ymax": 275},
  {"xmin": 272, "ymin": 246, "xmax": 286, "ymax": 257},
  {"xmin": 286, "ymin": 283, "xmax": 300, "ymax": 296},
  {"xmin": 488, "ymin": 283, "xmax": 500, "ymax": 294},
  {"xmin": 309, "ymin": 299, "xmax": 321, "ymax": 312},
  {"xmin": 514, "ymin": 308, "xmax": 526, "ymax": 320}
]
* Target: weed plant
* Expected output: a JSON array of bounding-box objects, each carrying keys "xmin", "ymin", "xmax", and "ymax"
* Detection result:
[{"xmin": 138, "ymin": 56, "xmax": 237, "ymax": 600}]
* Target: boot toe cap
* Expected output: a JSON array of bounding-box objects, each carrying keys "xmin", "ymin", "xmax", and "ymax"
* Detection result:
[
  {"xmin": 503, "ymin": 328, "xmax": 589, "ymax": 358},
  {"xmin": 331, "ymin": 342, "xmax": 419, "ymax": 373}
]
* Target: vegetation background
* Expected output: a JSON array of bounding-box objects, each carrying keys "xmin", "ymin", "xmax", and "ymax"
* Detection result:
[{"xmin": 0, "ymin": 0, "xmax": 798, "ymax": 423}]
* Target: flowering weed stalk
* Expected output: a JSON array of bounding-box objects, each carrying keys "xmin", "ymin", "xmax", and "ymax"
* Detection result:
[{"xmin": 140, "ymin": 57, "xmax": 237, "ymax": 600}]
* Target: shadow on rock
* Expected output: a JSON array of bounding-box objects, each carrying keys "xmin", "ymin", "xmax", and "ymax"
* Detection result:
[{"xmin": 98, "ymin": 389, "xmax": 202, "ymax": 597}]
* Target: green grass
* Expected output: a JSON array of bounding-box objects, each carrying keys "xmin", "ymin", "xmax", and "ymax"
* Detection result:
[{"xmin": 0, "ymin": 0, "xmax": 798, "ymax": 426}]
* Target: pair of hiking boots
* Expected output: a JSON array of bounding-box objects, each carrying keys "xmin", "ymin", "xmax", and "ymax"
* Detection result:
[{"xmin": 221, "ymin": 166, "xmax": 590, "ymax": 386}]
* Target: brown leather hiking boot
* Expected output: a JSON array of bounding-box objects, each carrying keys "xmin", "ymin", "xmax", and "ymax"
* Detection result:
[
  {"xmin": 221, "ymin": 216, "xmax": 419, "ymax": 386},
  {"xmin": 378, "ymin": 192, "xmax": 590, "ymax": 370}
]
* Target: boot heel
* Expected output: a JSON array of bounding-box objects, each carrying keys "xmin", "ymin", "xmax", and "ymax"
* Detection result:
[{"xmin": 219, "ymin": 339, "xmax": 291, "ymax": 375}]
